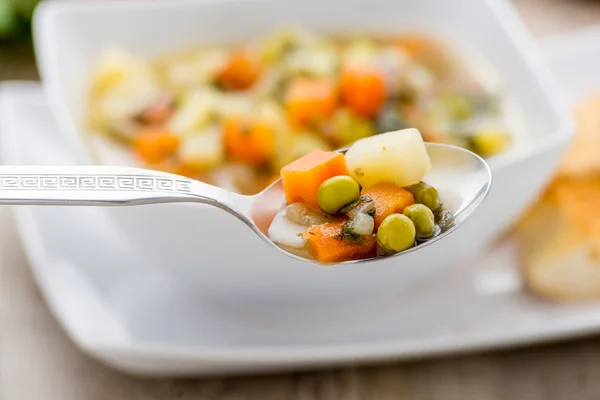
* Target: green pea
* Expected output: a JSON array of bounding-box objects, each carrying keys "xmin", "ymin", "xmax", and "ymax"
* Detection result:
[
  {"xmin": 377, "ymin": 214, "xmax": 416, "ymax": 253},
  {"xmin": 375, "ymin": 104, "xmax": 408, "ymax": 133},
  {"xmin": 317, "ymin": 175, "xmax": 360, "ymax": 214},
  {"xmin": 403, "ymin": 204, "xmax": 435, "ymax": 238},
  {"xmin": 331, "ymin": 109, "xmax": 375, "ymax": 146},
  {"xmin": 290, "ymin": 131, "xmax": 331, "ymax": 161},
  {"xmin": 404, "ymin": 181, "xmax": 439, "ymax": 211},
  {"xmin": 440, "ymin": 92, "xmax": 473, "ymax": 120},
  {"xmin": 468, "ymin": 131, "xmax": 510, "ymax": 158}
]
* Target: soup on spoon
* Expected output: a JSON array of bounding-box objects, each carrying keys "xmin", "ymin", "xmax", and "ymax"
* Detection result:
[{"xmin": 268, "ymin": 128, "xmax": 455, "ymax": 263}]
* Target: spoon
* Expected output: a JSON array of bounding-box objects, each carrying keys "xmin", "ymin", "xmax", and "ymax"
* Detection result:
[{"xmin": 0, "ymin": 143, "xmax": 491, "ymax": 265}]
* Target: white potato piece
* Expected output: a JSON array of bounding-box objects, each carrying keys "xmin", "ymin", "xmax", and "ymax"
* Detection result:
[
  {"xmin": 284, "ymin": 47, "xmax": 338, "ymax": 77},
  {"xmin": 96, "ymin": 75, "xmax": 161, "ymax": 122},
  {"xmin": 177, "ymin": 126, "xmax": 224, "ymax": 170},
  {"xmin": 167, "ymin": 89, "xmax": 219, "ymax": 135},
  {"xmin": 166, "ymin": 49, "xmax": 228, "ymax": 88},
  {"xmin": 214, "ymin": 93, "xmax": 254, "ymax": 118},
  {"xmin": 91, "ymin": 47, "xmax": 153, "ymax": 94},
  {"xmin": 91, "ymin": 47, "xmax": 161, "ymax": 121},
  {"xmin": 254, "ymin": 100, "xmax": 287, "ymax": 130},
  {"xmin": 344, "ymin": 128, "xmax": 431, "ymax": 189}
]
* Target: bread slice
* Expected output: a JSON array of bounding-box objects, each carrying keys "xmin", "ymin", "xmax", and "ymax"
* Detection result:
[
  {"xmin": 516, "ymin": 177, "xmax": 600, "ymax": 301},
  {"xmin": 556, "ymin": 95, "xmax": 600, "ymax": 177}
]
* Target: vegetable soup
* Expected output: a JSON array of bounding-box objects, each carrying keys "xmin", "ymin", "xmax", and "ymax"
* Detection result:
[
  {"xmin": 268, "ymin": 129, "xmax": 453, "ymax": 263},
  {"xmin": 87, "ymin": 28, "xmax": 511, "ymax": 195}
]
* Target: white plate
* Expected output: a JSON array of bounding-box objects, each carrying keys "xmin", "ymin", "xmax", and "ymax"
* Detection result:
[{"xmin": 1, "ymin": 81, "xmax": 599, "ymax": 377}]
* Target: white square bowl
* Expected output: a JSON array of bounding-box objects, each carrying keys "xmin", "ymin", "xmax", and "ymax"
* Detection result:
[{"xmin": 32, "ymin": 0, "xmax": 573, "ymax": 308}]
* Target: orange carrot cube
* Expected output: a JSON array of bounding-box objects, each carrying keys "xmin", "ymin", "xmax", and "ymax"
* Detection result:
[{"xmin": 280, "ymin": 150, "xmax": 348, "ymax": 209}]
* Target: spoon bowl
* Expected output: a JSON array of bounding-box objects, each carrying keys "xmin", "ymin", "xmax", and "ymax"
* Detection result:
[
  {"xmin": 0, "ymin": 143, "xmax": 491, "ymax": 265},
  {"xmin": 250, "ymin": 142, "xmax": 492, "ymax": 264}
]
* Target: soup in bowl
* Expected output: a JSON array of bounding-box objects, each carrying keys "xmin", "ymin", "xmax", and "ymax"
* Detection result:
[{"xmin": 86, "ymin": 28, "xmax": 513, "ymax": 195}]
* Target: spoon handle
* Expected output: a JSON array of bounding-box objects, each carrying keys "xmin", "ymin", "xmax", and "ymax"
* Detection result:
[{"xmin": 0, "ymin": 165, "xmax": 237, "ymax": 207}]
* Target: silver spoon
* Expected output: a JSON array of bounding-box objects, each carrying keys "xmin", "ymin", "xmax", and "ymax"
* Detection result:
[{"xmin": 0, "ymin": 143, "xmax": 491, "ymax": 265}]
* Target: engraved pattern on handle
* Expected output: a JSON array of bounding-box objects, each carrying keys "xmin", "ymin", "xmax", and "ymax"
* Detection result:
[
  {"xmin": 0, "ymin": 166, "xmax": 240, "ymax": 208},
  {"xmin": 0, "ymin": 166, "xmax": 254, "ymax": 218},
  {"xmin": 0, "ymin": 174, "xmax": 192, "ymax": 193}
]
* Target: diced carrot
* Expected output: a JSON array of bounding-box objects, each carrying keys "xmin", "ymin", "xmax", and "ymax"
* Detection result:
[
  {"xmin": 133, "ymin": 128, "xmax": 180, "ymax": 164},
  {"xmin": 303, "ymin": 221, "xmax": 376, "ymax": 263},
  {"xmin": 280, "ymin": 150, "xmax": 348, "ymax": 209},
  {"xmin": 223, "ymin": 117, "xmax": 275, "ymax": 165},
  {"xmin": 285, "ymin": 78, "xmax": 337, "ymax": 128},
  {"xmin": 216, "ymin": 49, "xmax": 261, "ymax": 90},
  {"xmin": 361, "ymin": 182, "xmax": 415, "ymax": 229},
  {"xmin": 340, "ymin": 65, "xmax": 385, "ymax": 118}
]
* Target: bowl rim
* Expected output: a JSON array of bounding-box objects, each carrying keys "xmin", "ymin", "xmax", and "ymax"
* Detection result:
[{"xmin": 32, "ymin": 0, "xmax": 574, "ymax": 172}]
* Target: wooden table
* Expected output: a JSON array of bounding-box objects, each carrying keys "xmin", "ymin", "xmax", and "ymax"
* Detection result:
[{"xmin": 2, "ymin": 0, "xmax": 600, "ymax": 398}]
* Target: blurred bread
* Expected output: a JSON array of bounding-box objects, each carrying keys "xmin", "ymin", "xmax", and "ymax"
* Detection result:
[
  {"xmin": 517, "ymin": 94, "xmax": 600, "ymax": 301},
  {"xmin": 517, "ymin": 177, "xmax": 600, "ymax": 301},
  {"xmin": 556, "ymin": 94, "xmax": 600, "ymax": 177}
]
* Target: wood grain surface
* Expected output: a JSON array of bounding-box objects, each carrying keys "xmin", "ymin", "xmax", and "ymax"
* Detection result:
[{"xmin": 2, "ymin": 1, "xmax": 600, "ymax": 399}]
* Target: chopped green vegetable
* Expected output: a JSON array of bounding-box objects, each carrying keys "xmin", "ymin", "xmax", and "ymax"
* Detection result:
[
  {"xmin": 351, "ymin": 212, "xmax": 375, "ymax": 235},
  {"xmin": 439, "ymin": 92, "xmax": 473, "ymax": 120},
  {"xmin": 404, "ymin": 181, "xmax": 439, "ymax": 211},
  {"xmin": 341, "ymin": 213, "xmax": 375, "ymax": 244},
  {"xmin": 433, "ymin": 202, "xmax": 444, "ymax": 220},
  {"xmin": 435, "ymin": 209, "xmax": 455, "ymax": 232},
  {"xmin": 317, "ymin": 175, "xmax": 360, "ymax": 214},
  {"xmin": 375, "ymin": 104, "xmax": 408, "ymax": 133},
  {"xmin": 340, "ymin": 195, "xmax": 376, "ymax": 220},
  {"xmin": 403, "ymin": 204, "xmax": 435, "ymax": 238},
  {"xmin": 376, "ymin": 213, "xmax": 416, "ymax": 253}
]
